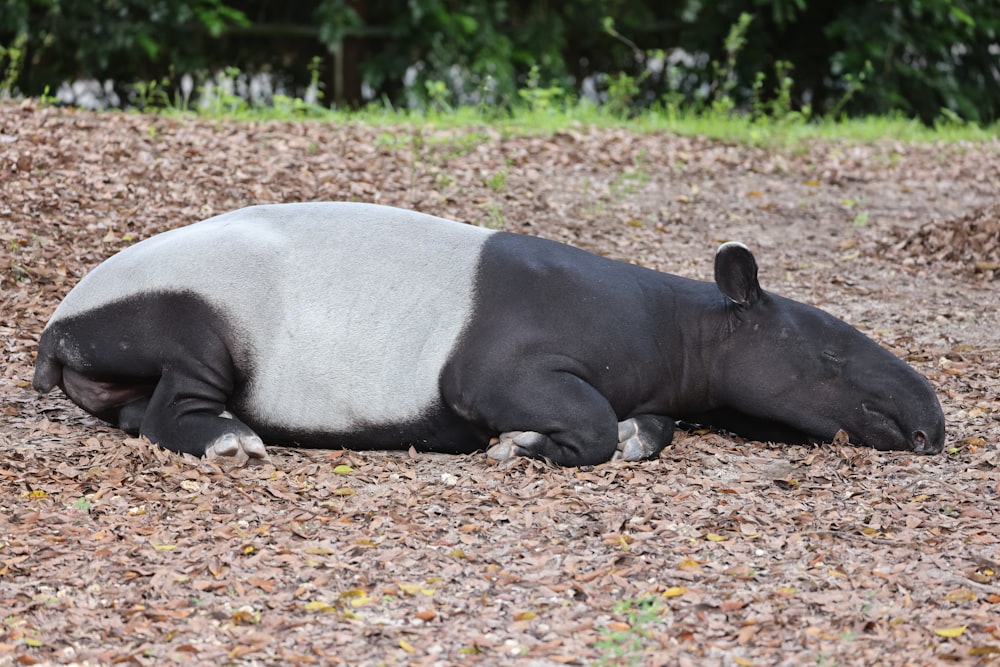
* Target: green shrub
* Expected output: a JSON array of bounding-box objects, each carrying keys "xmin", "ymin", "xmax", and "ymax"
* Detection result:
[{"xmin": 1, "ymin": 0, "xmax": 997, "ymax": 123}]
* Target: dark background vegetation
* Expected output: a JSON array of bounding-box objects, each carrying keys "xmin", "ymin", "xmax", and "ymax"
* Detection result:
[{"xmin": 1, "ymin": 1, "xmax": 999, "ymax": 122}]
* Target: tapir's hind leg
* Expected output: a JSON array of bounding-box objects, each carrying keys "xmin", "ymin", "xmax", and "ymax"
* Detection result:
[
  {"xmin": 36, "ymin": 294, "xmax": 268, "ymax": 464},
  {"xmin": 136, "ymin": 369, "xmax": 268, "ymax": 463},
  {"xmin": 59, "ymin": 367, "xmax": 155, "ymax": 432},
  {"xmin": 59, "ymin": 364, "xmax": 267, "ymax": 463}
]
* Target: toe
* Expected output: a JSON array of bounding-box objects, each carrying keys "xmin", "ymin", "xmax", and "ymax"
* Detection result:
[
  {"xmin": 487, "ymin": 440, "xmax": 520, "ymax": 461},
  {"xmin": 206, "ymin": 433, "xmax": 240, "ymax": 458}
]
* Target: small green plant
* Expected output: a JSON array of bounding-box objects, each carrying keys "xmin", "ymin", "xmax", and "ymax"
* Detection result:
[
  {"xmin": 7, "ymin": 239, "xmax": 27, "ymax": 282},
  {"xmin": 518, "ymin": 65, "xmax": 565, "ymax": 114},
  {"xmin": 132, "ymin": 78, "xmax": 172, "ymax": 110},
  {"xmin": 200, "ymin": 67, "xmax": 250, "ymax": 116},
  {"xmin": 38, "ymin": 85, "xmax": 56, "ymax": 106},
  {"xmin": 306, "ymin": 55, "xmax": 325, "ymax": 106},
  {"xmin": 425, "ymin": 79, "xmax": 452, "ymax": 114},
  {"xmin": 595, "ymin": 597, "xmax": 668, "ymax": 666},
  {"xmin": 712, "ymin": 12, "xmax": 754, "ymax": 115},
  {"xmin": 485, "ymin": 169, "xmax": 507, "ymax": 193},
  {"xmin": 440, "ymin": 131, "xmax": 490, "ymax": 161},
  {"xmin": 601, "ymin": 18, "xmax": 662, "ymax": 118},
  {"xmin": 434, "ymin": 171, "xmax": 455, "ymax": 189},
  {"xmin": 266, "ymin": 56, "xmax": 328, "ymax": 118},
  {"xmin": 71, "ymin": 497, "xmax": 92, "ymax": 512},
  {"xmin": 828, "ymin": 61, "xmax": 873, "ymax": 119},
  {"xmin": 609, "ymin": 153, "xmax": 651, "ymax": 199},
  {"xmin": 604, "ymin": 73, "xmax": 642, "ymax": 117},
  {"xmin": 770, "ymin": 60, "xmax": 798, "ymax": 122},
  {"xmin": 0, "ymin": 32, "xmax": 27, "ymax": 97},
  {"xmin": 481, "ymin": 202, "xmax": 505, "ymax": 230},
  {"xmin": 7, "ymin": 236, "xmax": 41, "ymax": 282}
]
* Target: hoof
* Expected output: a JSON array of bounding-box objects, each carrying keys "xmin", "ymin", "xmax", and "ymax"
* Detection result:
[
  {"xmin": 486, "ymin": 440, "xmax": 519, "ymax": 461},
  {"xmin": 206, "ymin": 432, "xmax": 270, "ymax": 466},
  {"xmin": 486, "ymin": 430, "xmax": 548, "ymax": 461},
  {"xmin": 613, "ymin": 418, "xmax": 661, "ymax": 462}
]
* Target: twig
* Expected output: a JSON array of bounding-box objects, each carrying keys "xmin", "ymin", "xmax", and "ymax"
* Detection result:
[{"xmin": 803, "ymin": 530, "xmax": 913, "ymax": 547}]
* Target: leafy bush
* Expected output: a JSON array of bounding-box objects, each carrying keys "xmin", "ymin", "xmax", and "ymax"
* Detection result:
[
  {"xmin": 0, "ymin": 0, "xmax": 250, "ymax": 103},
  {"xmin": 1, "ymin": 0, "xmax": 997, "ymax": 123},
  {"xmin": 676, "ymin": 0, "xmax": 1000, "ymax": 123}
]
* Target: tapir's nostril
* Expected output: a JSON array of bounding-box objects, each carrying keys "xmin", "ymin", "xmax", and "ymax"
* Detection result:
[{"xmin": 911, "ymin": 429, "xmax": 937, "ymax": 455}]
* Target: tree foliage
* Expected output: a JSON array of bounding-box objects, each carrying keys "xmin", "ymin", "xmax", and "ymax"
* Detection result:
[{"xmin": 1, "ymin": 0, "xmax": 998, "ymax": 122}]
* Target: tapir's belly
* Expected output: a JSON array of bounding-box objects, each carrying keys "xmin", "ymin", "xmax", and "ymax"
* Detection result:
[
  {"xmin": 50, "ymin": 203, "xmax": 494, "ymax": 433},
  {"xmin": 241, "ymin": 257, "xmax": 479, "ymax": 432}
]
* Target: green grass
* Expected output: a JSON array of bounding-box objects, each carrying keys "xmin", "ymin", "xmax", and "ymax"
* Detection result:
[
  {"xmin": 15, "ymin": 67, "xmax": 1000, "ymax": 146},
  {"xmin": 408, "ymin": 103, "xmax": 1000, "ymax": 145},
  {"xmin": 176, "ymin": 94, "xmax": 1000, "ymax": 146},
  {"xmin": 594, "ymin": 596, "xmax": 669, "ymax": 666}
]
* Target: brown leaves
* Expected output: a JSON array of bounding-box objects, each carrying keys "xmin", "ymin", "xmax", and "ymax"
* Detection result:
[
  {"xmin": 882, "ymin": 202, "xmax": 1000, "ymax": 279},
  {"xmin": 3, "ymin": 103, "xmax": 1000, "ymax": 665}
]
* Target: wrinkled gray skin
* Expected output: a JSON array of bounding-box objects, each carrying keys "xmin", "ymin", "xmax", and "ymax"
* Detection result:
[{"xmin": 32, "ymin": 203, "xmax": 945, "ymax": 467}]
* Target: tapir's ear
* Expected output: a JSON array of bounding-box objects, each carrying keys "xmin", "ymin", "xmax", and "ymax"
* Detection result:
[{"xmin": 714, "ymin": 242, "xmax": 762, "ymax": 307}]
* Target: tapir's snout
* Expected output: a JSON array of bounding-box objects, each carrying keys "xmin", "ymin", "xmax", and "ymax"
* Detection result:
[
  {"xmin": 910, "ymin": 407, "xmax": 946, "ymax": 455},
  {"xmin": 860, "ymin": 388, "xmax": 945, "ymax": 455},
  {"xmin": 904, "ymin": 378, "xmax": 946, "ymax": 456},
  {"xmin": 911, "ymin": 429, "xmax": 942, "ymax": 455}
]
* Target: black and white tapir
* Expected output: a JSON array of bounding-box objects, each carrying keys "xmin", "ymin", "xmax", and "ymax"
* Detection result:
[{"xmin": 33, "ymin": 202, "xmax": 945, "ymax": 466}]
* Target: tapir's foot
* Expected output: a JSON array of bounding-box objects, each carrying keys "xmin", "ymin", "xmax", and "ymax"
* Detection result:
[
  {"xmin": 486, "ymin": 431, "xmax": 550, "ymax": 461},
  {"xmin": 205, "ymin": 432, "xmax": 270, "ymax": 466},
  {"xmin": 612, "ymin": 415, "xmax": 676, "ymax": 462},
  {"xmin": 487, "ymin": 417, "xmax": 674, "ymax": 464}
]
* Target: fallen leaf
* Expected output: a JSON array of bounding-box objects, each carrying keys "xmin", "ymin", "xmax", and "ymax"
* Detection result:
[{"xmin": 934, "ymin": 625, "xmax": 968, "ymax": 638}]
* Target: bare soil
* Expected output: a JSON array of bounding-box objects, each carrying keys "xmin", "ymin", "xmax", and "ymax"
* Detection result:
[{"xmin": 1, "ymin": 102, "xmax": 998, "ymax": 666}]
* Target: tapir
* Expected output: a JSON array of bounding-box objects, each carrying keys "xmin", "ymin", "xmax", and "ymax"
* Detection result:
[{"xmin": 33, "ymin": 202, "xmax": 945, "ymax": 466}]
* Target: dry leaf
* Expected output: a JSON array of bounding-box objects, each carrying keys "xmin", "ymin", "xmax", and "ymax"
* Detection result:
[
  {"xmin": 4, "ymin": 103, "xmax": 998, "ymax": 667},
  {"xmin": 934, "ymin": 625, "xmax": 968, "ymax": 638}
]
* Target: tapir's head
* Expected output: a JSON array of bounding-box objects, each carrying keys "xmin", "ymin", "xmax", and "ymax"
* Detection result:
[{"xmin": 708, "ymin": 242, "xmax": 945, "ymax": 455}]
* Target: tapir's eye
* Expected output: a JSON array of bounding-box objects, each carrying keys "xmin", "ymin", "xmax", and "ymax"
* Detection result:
[{"xmin": 823, "ymin": 350, "xmax": 841, "ymax": 363}]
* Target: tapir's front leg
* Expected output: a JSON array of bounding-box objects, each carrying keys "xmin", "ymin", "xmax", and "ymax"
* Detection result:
[
  {"xmin": 488, "ymin": 414, "xmax": 674, "ymax": 463},
  {"xmin": 613, "ymin": 414, "xmax": 676, "ymax": 461},
  {"xmin": 444, "ymin": 367, "xmax": 624, "ymax": 466}
]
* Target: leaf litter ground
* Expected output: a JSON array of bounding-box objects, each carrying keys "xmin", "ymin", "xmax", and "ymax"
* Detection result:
[{"xmin": 1, "ymin": 102, "xmax": 998, "ymax": 666}]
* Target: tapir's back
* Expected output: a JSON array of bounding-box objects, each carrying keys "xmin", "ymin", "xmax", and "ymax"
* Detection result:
[
  {"xmin": 45, "ymin": 202, "xmax": 496, "ymax": 434},
  {"xmin": 51, "ymin": 202, "xmax": 494, "ymax": 320}
]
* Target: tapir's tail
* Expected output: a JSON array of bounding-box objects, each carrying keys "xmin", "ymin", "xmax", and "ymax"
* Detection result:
[{"xmin": 33, "ymin": 331, "xmax": 63, "ymax": 393}]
